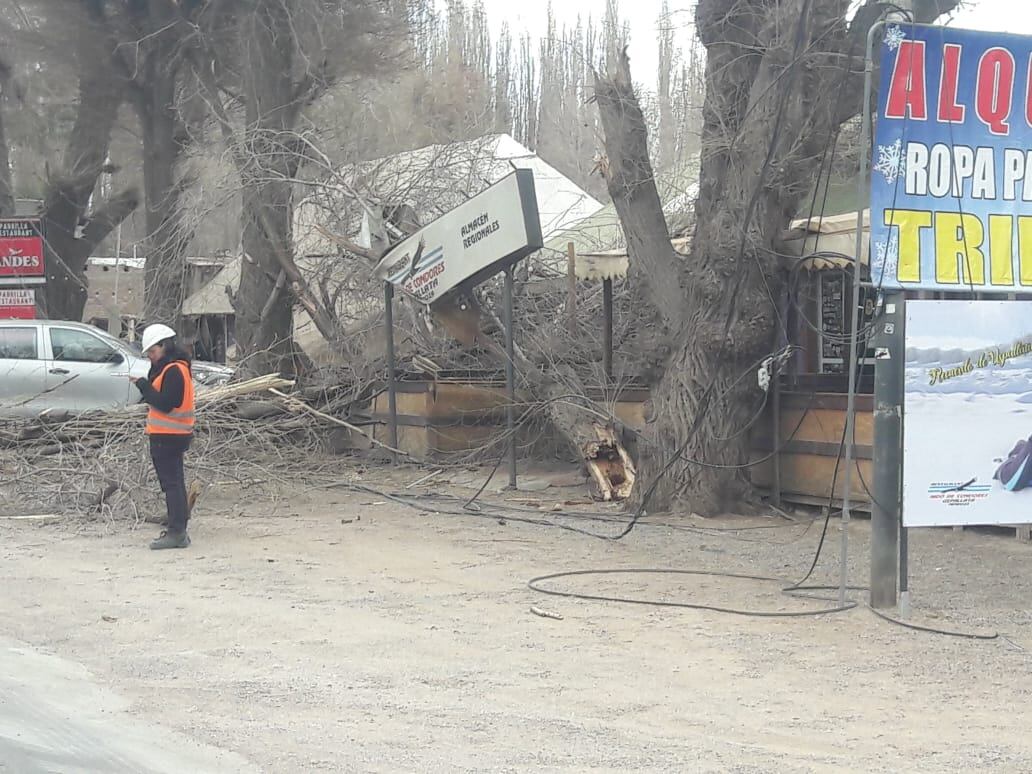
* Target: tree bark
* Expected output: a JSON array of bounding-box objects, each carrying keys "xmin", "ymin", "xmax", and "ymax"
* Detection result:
[
  {"xmin": 138, "ymin": 66, "xmax": 190, "ymax": 326},
  {"xmin": 0, "ymin": 61, "xmax": 15, "ymax": 218},
  {"xmin": 113, "ymin": 1, "xmax": 197, "ymax": 327},
  {"xmin": 39, "ymin": 10, "xmax": 137, "ymax": 321},
  {"xmin": 234, "ymin": 0, "xmax": 302, "ymax": 376},
  {"xmin": 594, "ymin": 0, "xmax": 961, "ymax": 516}
]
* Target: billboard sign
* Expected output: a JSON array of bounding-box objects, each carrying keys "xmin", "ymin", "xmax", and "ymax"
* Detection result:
[
  {"xmin": 0, "ymin": 288, "xmax": 36, "ymax": 319},
  {"xmin": 870, "ymin": 26, "xmax": 1032, "ymax": 293},
  {"xmin": 374, "ymin": 170, "xmax": 543, "ymax": 304},
  {"xmin": 0, "ymin": 218, "xmax": 45, "ymax": 286},
  {"xmin": 904, "ymin": 299, "xmax": 1032, "ymax": 527}
]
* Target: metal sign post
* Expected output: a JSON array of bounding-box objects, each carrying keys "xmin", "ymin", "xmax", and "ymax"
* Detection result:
[
  {"xmin": 374, "ymin": 168, "xmax": 543, "ymax": 470},
  {"xmin": 871, "ymin": 290, "xmax": 905, "ymax": 608},
  {"xmin": 840, "ymin": 19, "xmax": 885, "ymax": 607},
  {"xmin": 503, "ymin": 265, "xmax": 518, "ymax": 489},
  {"xmin": 383, "ymin": 282, "xmax": 399, "ymax": 455}
]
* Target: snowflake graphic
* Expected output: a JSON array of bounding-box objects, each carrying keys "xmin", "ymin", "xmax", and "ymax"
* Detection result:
[
  {"xmin": 873, "ymin": 138, "xmax": 906, "ymax": 185},
  {"xmin": 873, "ymin": 234, "xmax": 900, "ymax": 284},
  {"xmin": 884, "ymin": 25, "xmax": 907, "ymax": 52}
]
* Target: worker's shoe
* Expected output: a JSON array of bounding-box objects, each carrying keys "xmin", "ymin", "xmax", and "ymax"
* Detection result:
[{"xmin": 150, "ymin": 531, "xmax": 190, "ymax": 550}]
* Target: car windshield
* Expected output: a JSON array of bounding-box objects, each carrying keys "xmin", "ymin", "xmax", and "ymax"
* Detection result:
[{"xmin": 83, "ymin": 326, "xmax": 135, "ymax": 357}]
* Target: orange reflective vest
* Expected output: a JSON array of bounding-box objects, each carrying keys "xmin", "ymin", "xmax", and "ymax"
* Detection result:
[{"xmin": 146, "ymin": 361, "xmax": 196, "ymax": 436}]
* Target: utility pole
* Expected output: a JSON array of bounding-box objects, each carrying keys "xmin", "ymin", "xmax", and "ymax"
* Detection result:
[
  {"xmin": 870, "ymin": 292, "xmax": 904, "ymax": 608},
  {"xmin": 868, "ymin": 0, "xmax": 913, "ymax": 610}
]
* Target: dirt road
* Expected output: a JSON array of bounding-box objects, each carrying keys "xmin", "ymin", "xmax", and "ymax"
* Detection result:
[
  {"xmin": 0, "ymin": 636, "xmax": 249, "ymax": 773},
  {"xmin": 1, "ymin": 476, "xmax": 1030, "ymax": 772}
]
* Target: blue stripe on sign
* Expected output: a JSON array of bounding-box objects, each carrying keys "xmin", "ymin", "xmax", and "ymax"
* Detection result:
[
  {"xmin": 394, "ymin": 255, "xmax": 444, "ymax": 284},
  {"xmin": 927, "ymin": 486, "xmax": 991, "ymax": 493},
  {"xmin": 388, "ymin": 247, "xmax": 444, "ymax": 282},
  {"xmin": 1004, "ymin": 458, "xmax": 1030, "ymax": 492}
]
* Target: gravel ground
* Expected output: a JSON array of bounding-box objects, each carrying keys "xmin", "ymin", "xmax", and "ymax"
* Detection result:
[{"xmin": 1, "ymin": 467, "xmax": 1030, "ymax": 772}]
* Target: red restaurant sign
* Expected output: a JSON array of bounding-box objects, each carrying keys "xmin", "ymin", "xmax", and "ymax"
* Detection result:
[
  {"xmin": 0, "ymin": 288, "xmax": 36, "ymax": 319},
  {"xmin": 0, "ymin": 219, "xmax": 44, "ymax": 284}
]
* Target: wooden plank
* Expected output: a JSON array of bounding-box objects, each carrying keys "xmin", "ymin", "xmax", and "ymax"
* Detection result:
[
  {"xmin": 614, "ymin": 400, "xmax": 646, "ymax": 430},
  {"xmin": 430, "ymin": 382, "xmax": 510, "ymax": 417},
  {"xmin": 372, "ymin": 424, "xmax": 431, "ymax": 458},
  {"xmin": 763, "ymin": 407, "xmax": 874, "ymax": 446},
  {"xmin": 752, "ymin": 452, "xmax": 873, "ymax": 503},
  {"xmin": 369, "ymin": 412, "xmax": 508, "ymax": 428},
  {"xmin": 779, "ymin": 391, "xmax": 875, "ymax": 413},
  {"xmin": 430, "ymin": 424, "xmax": 500, "ymax": 453},
  {"xmin": 754, "ymin": 489, "xmax": 873, "ymax": 514},
  {"xmin": 372, "ymin": 389, "xmax": 428, "ymax": 416},
  {"xmin": 752, "ymin": 439, "xmax": 873, "ymax": 461}
]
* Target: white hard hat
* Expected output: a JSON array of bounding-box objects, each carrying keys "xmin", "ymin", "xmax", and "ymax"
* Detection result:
[{"xmin": 141, "ymin": 324, "xmax": 177, "ymax": 352}]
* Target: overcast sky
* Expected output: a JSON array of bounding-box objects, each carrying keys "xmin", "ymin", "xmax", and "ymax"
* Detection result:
[{"xmin": 478, "ymin": 0, "xmax": 1025, "ymax": 90}]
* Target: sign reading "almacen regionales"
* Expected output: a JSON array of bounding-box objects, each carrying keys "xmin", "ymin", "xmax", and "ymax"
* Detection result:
[{"xmin": 374, "ymin": 170, "xmax": 543, "ymax": 304}]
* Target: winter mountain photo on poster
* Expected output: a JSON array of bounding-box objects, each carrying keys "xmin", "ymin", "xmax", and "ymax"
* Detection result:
[
  {"xmin": 904, "ymin": 300, "xmax": 1032, "ymax": 528},
  {"xmin": 870, "ymin": 25, "xmax": 1032, "ymax": 293}
]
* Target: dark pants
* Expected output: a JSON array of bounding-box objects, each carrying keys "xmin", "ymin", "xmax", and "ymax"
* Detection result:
[{"xmin": 150, "ymin": 435, "xmax": 192, "ymax": 534}]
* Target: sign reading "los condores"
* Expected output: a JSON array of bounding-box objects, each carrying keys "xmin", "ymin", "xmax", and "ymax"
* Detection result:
[
  {"xmin": 0, "ymin": 219, "xmax": 45, "ymax": 286},
  {"xmin": 870, "ymin": 26, "xmax": 1032, "ymax": 292},
  {"xmin": 374, "ymin": 170, "xmax": 543, "ymax": 304}
]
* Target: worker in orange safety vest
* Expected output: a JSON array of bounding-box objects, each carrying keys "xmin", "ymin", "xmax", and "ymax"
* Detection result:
[{"xmin": 131, "ymin": 324, "xmax": 195, "ymax": 550}]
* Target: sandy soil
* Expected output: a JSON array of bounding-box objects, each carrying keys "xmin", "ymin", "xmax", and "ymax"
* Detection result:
[{"xmin": 2, "ymin": 465, "xmax": 1031, "ymax": 773}]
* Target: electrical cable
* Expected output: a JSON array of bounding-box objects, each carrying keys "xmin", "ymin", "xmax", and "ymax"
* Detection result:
[
  {"xmin": 347, "ymin": 455, "xmax": 999, "ymax": 636},
  {"xmin": 527, "ymin": 567, "xmax": 998, "ymax": 638},
  {"xmin": 527, "ymin": 568, "xmax": 858, "ymax": 618},
  {"xmin": 864, "ymin": 603, "xmax": 998, "ymax": 640}
]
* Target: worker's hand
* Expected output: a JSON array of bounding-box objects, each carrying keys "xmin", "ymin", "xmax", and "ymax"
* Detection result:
[{"xmin": 128, "ymin": 376, "xmax": 140, "ymax": 384}]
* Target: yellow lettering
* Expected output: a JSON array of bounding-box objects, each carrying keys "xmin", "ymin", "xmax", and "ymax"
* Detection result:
[
  {"xmin": 884, "ymin": 209, "xmax": 932, "ymax": 283},
  {"xmin": 988, "ymin": 215, "xmax": 1015, "ymax": 286},
  {"xmin": 1020, "ymin": 216, "xmax": 1032, "ymax": 286},
  {"xmin": 935, "ymin": 213, "xmax": 985, "ymax": 285}
]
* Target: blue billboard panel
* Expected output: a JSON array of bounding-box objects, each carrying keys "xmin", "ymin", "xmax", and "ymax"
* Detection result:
[{"xmin": 870, "ymin": 25, "xmax": 1032, "ymax": 293}]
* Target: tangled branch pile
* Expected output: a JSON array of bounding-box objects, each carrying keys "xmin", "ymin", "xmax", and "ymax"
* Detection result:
[{"xmin": 0, "ymin": 375, "xmax": 382, "ymax": 523}]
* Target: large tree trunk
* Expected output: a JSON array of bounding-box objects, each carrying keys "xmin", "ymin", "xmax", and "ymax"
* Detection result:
[
  {"xmin": 234, "ymin": 0, "xmax": 301, "ymax": 376},
  {"xmin": 139, "ymin": 69, "xmax": 190, "ymax": 326},
  {"xmin": 124, "ymin": 2, "xmax": 195, "ymax": 328},
  {"xmin": 40, "ymin": 12, "xmax": 137, "ymax": 320},
  {"xmin": 0, "ymin": 61, "xmax": 15, "ymax": 218},
  {"xmin": 594, "ymin": 0, "xmax": 961, "ymax": 516}
]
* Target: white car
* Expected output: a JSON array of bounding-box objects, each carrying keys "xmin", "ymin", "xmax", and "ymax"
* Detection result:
[{"xmin": 0, "ymin": 320, "xmax": 232, "ymax": 417}]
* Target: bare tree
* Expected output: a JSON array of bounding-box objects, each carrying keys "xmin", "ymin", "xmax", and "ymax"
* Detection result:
[
  {"xmin": 107, "ymin": 2, "xmax": 204, "ymax": 326},
  {"xmin": 30, "ymin": 2, "xmax": 138, "ymax": 320},
  {"xmin": 593, "ymin": 0, "xmax": 962, "ymax": 515},
  {"xmin": 182, "ymin": 0, "xmax": 402, "ymax": 375}
]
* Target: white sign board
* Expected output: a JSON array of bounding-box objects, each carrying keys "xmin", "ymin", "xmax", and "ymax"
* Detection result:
[
  {"xmin": 904, "ymin": 300, "xmax": 1032, "ymax": 527},
  {"xmin": 374, "ymin": 169, "xmax": 543, "ymax": 304},
  {"xmin": 0, "ymin": 288, "xmax": 35, "ymax": 319}
]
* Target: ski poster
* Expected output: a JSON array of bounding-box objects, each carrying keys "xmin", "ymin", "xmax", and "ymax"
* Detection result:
[{"xmin": 904, "ymin": 299, "xmax": 1032, "ymax": 527}]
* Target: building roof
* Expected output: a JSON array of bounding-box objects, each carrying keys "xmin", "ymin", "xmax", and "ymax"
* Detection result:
[
  {"xmin": 181, "ymin": 257, "xmax": 241, "ymax": 317},
  {"xmin": 542, "ymin": 159, "xmax": 700, "ymax": 261},
  {"xmin": 294, "ymin": 134, "xmax": 604, "ymax": 258},
  {"xmin": 783, "ymin": 210, "xmax": 871, "ymax": 272}
]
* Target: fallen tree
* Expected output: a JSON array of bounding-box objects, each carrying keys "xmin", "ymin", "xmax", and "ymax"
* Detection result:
[{"xmin": 0, "ymin": 375, "xmax": 401, "ymax": 520}]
